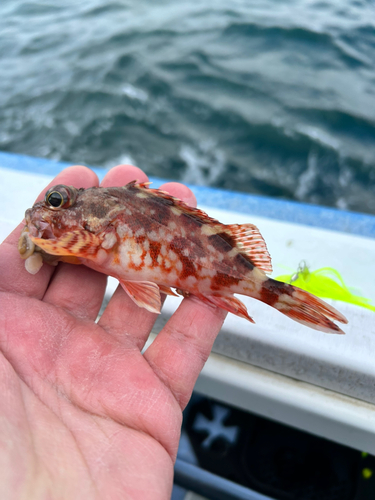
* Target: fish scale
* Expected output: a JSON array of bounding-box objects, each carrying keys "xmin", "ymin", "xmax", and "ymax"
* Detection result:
[{"xmin": 19, "ymin": 181, "xmax": 347, "ymax": 334}]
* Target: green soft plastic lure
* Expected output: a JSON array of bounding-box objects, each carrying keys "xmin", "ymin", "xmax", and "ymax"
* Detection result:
[{"xmin": 275, "ymin": 262, "xmax": 375, "ymax": 312}]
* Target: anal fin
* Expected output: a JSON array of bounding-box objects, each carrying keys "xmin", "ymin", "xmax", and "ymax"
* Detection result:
[
  {"xmin": 199, "ymin": 294, "xmax": 255, "ymax": 323},
  {"xmin": 119, "ymin": 279, "xmax": 162, "ymax": 314}
]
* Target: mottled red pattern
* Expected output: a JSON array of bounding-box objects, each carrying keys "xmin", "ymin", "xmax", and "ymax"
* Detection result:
[
  {"xmin": 149, "ymin": 241, "xmax": 162, "ymax": 267},
  {"xmin": 259, "ymin": 278, "xmax": 293, "ymax": 306},
  {"xmin": 21, "ymin": 181, "xmax": 348, "ymax": 333},
  {"xmin": 211, "ymin": 272, "xmax": 240, "ymax": 291}
]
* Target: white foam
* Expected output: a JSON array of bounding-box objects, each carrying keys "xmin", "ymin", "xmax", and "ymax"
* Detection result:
[
  {"xmin": 122, "ymin": 83, "xmax": 148, "ymax": 102},
  {"xmin": 180, "ymin": 139, "xmax": 226, "ymax": 185}
]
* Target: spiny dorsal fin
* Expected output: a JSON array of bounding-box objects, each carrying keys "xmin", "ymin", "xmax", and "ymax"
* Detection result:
[
  {"xmin": 225, "ymin": 223, "xmax": 272, "ymax": 274},
  {"xmin": 126, "ymin": 181, "xmax": 221, "ymax": 226},
  {"xmin": 126, "ymin": 182, "xmax": 272, "ymax": 273},
  {"xmin": 133, "ymin": 181, "xmax": 152, "ymax": 189}
]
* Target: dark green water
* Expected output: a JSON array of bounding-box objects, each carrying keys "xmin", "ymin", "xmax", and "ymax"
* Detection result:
[{"xmin": 1, "ymin": 0, "xmax": 374, "ymax": 214}]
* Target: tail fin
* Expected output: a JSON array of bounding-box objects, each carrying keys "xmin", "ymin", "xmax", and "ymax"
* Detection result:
[{"xmin": 260, "ymin": 278, "xmax": 348, "ymax": 334}]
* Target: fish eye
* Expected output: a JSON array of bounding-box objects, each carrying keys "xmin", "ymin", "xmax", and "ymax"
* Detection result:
[
  {"xmin": 47, "ymin": 191, "xmax": 64, "ymax": 208},
  {"xmin": 45, "ymin": 185, "xmax": 76, "ymax": 210}
]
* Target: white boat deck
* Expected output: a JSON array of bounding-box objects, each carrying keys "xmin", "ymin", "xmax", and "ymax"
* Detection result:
[{"xmin": 1, "ymin": 154, "xmax": 375, "ymax": 454}]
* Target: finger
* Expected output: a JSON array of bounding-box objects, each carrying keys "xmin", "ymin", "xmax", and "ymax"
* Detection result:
[
  {"xmin": 0, "ymin": 166, "xmax": 99, "ymax": 299},
  {"xmin": 100, "ymin": 164, "xmax": 149, "ymax": 187},
  {"xmin": 160, "ymin": 182, "xmax": 197, "ymax": 207},
  {"xmin": 33, "ymin": 165, "xmax": 98, "ymax": 203},
  {"xmin": 43, "ymin": 264, "xmax": 107, "ymax": 321},
  {"xmin": 144, "ymin": 297, "xmax": 227, "ymax": 409},
  {"xmin": 99, "ymin": 177, "xmax": 198, "ymax": 350}
]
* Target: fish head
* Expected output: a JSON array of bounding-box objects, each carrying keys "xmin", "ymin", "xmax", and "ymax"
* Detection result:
[
  {"xmin": 23, "ymin": 185, "xmax": 81, "ymax": 240},
  {"xmin": 18, "ymin": 184, "xmax": 120, "ymax": 272}
]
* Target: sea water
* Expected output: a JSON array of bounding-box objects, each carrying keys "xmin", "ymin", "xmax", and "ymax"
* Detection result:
[{"xmin": 0, "ymin": 0, "xmax": 374, "ymax": 214}]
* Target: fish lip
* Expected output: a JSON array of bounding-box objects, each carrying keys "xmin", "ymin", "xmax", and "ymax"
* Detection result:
[
  {"xmin": 27, "ymin": 219, "xmax": 54, "ymax": 240},
  {"xmin": 25, "ymin": 205, "xmax": 56, "ymax": 239}
]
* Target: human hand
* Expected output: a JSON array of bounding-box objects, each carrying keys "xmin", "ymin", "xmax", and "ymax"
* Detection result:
[{"xmin": 0, "ymin": 164, "xmax": 227, "ymax": 500}]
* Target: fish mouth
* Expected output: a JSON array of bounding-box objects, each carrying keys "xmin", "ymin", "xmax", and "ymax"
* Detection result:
[
  {"xmin": 30, "ymin": 221, "xmax": 55, "ymax": 240},
  {"xmin": 26, "ymin": 208, "xmax": 54, "ymax": 239},
  {"xmin": 18, "ymin": 217, "xmax": 59, "ymax": 274},
  {"xmin": 19, "ymin": 213, "xmax": 55, "ymax": 260}
]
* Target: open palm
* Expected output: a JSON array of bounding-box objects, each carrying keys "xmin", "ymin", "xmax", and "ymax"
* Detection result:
[{"xmin": 0, "ymin": 164, "xmax": 226, "ymax": 500}]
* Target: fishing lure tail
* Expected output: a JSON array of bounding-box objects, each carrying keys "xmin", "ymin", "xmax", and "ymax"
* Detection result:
[
  {"xmin": 258, "ymin": 278, "xmax": 348, "ymax": 334},
  {"xmin": 276, "ymin": 264, "xmax": 375, "ymax": 313}
]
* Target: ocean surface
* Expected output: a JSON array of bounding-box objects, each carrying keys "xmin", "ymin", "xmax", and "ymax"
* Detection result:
[{"xmin": 0, "ymin": 0, "xmax": 374, "ymax": 214}]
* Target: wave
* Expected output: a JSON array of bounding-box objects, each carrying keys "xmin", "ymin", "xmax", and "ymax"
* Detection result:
[
  {"xmin": 0, "ymin": 0, "xmax": 374, "ymax": 216},
  {"xmin": 11, "ymin": 2, "xmax": 65, "ymax": 16},
  {"xmin": 222, "ymin": 22, "xmax": 368, "ymax": 68},
  {"xmin": 82, "ymin": 2, "xmax": 127, "ymax": 18},
  {"xmin": 289, "ymin": 106, "xmax": 375, "ymax": 143}
]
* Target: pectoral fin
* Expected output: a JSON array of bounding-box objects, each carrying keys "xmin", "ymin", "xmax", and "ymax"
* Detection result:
[
  {"xmin": 119, "ymin": 279, "xmax": 162, "ymax": 314},
  {"xmin": 30, "ymin": 230, "xmax": 101, "ymax": 258}
]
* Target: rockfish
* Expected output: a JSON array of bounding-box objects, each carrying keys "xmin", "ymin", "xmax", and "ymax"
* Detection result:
[{"xmin": 18, "ymin": 182, "xmax": 347, "ymax": 333}]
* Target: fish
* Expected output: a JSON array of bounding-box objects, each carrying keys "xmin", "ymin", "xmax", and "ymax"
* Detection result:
[{"xmin": 18, "ymin": 181, "xmax": 348, "ymax": 334}]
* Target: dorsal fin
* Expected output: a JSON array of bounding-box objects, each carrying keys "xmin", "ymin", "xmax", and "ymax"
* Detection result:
[
  {"xmin": 125, "ymin": 182, "xmax": 272, "ymax": 273},
  {"xmin": 225, "ymin": 223, "xmax": 272, "ymax": 274},
  {"xmin": 133, "ymin": 181, "xmax": 152, "ymax": 189},
  {"xmin": 125, "ymin": 181, "xmax": 221, "ymax": 226}
]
